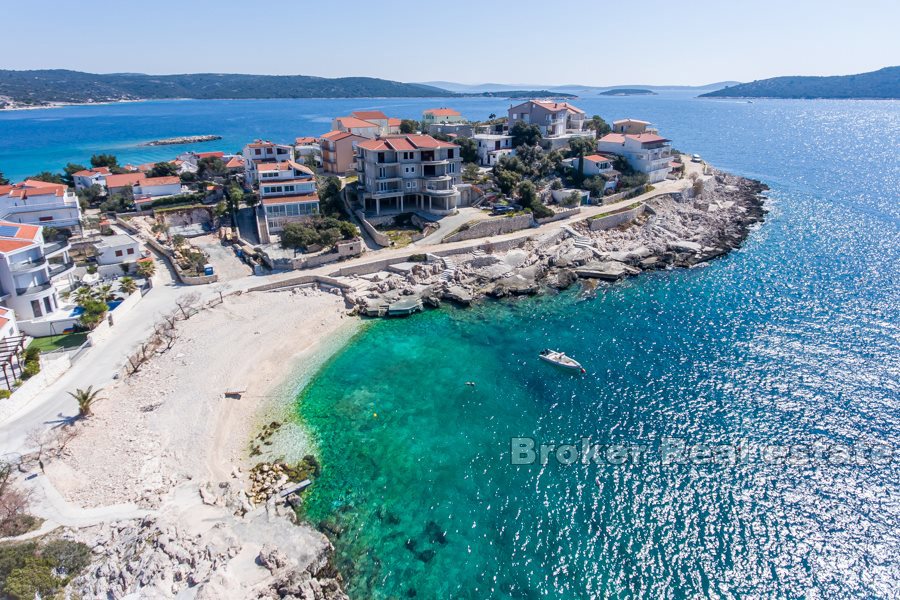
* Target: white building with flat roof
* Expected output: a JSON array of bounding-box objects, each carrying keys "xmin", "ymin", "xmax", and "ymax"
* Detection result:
[
  {"xmin": 474, "ymin": 134, "xmax": 515, "ymax": 166},
  {"xmin": 597, "ymin": 132, "xmax": 673, "ymax": 183},
  {"xmin": 0, "ymin": 180, "xmax": 83, "ymax": 233}
]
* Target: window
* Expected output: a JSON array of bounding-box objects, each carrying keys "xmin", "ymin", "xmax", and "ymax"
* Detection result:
[
  {"xmin": 44, "ymin": 296, "xmax": 53, "ymax": 314},
  {"xmin": 31, "ymin": 300, "xmax": 42, "ymax": 318},
  {"xmin": 254, "ymin": 149, "xmax": 261, "ymax": 155},
  {"xmin": 115, "ymin": 250, "xmax": 123, "ymax": 257},
  {"xmin": 127, "ymin": 248, "xmax": 135, "ymax": 255},
  {"xmin": 39, "ymin": 216, "xmax": 53, "ymax": 222}
]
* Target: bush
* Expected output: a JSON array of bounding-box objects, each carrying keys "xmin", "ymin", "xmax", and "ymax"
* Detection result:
[
  {"xmin": 4, "ymin": 556, "xmax": 61, "ymax": 599},
  {"xmin": 0, "ymin": 540, "xmax": 92, "ymax": 596},
  {"xmin": 0, "ymin": 390, "xmax": 10, "ymax": 399},
  {"xmin": 0, "ymin": 513, "xmax": 39, "ymax": 537},
  {"xmin": 21, "ymin": 362, "xmax": 40, "ymax": 381},
  {"xmin": 23, "ymin": 346, "xmax": 40, "ymax": 362},
  {"xmin": 280, "ymin": 217, "xmax": 357, "ymax": 251},
  {"xmin": 41, "ymin": 540, "xmax": 92, "ymax": 577}
]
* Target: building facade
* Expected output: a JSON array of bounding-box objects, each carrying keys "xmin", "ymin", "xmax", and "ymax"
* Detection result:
[
  {"xmin": 422, "ymin": 108, "xmax": 464, "ymax": 126},
  {"xmin": 0, "ymin": 180, "xmax": 83, "ymax": 232},
  {"xmin": 507, "ymin": 100, "xmax": 587, "ymax": 138},
  {"xmin": 72, "ymin": 167, "xmax": 110, "ymax": 192},
  {"xmin": 474, "ymin": 134, "xmax": 515, "ymax": 166},
  {"xmin": 319, "ymin": 131, "xmax": 366, "ymax": 175},
  {"xmin": 257, "ymin": 161, "xmax": 320, "ymax": 239},
  {"xmin": 242, "ymin": 140, "xmax": 294, "ymax": 186},
  {"xmin": 356, "ymin": 134, "xmax": 462, "ymax": 216},
  {"xmin": 597, "ymin": 132, "xmax": 673, "ymax": 183}
]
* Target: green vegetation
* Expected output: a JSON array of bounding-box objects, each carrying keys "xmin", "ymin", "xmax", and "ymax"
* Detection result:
[
  {"xmin": 119, "ymin": 276, "xmax": 137, "ymax": 294},
  {"xmin": 0, "ymin": 539, "xmax": 92, "ymax": 598},
  {"xmin": 90, "ymin": 153, "xmax": 119, "ymax": 169},
  {"xmin": 317, "ymin": 176, "xmax": 344, "ymax": 217},
  {"xmin": 584, "ymin": 114, "xmax": 611, "ymax": 137},
  {"xmin": 0, "ymin": 69, "xmax": 455, "ymax": 105},
  {"xmin": 0, "ymin": 171, "xmax": 8, "ymax": 185},
  {"xmin": 20, "ymin": 347, "xmax": 41, "ymax": 381},
  {"xmin": 28, "ymin": 332, "xmax": 88, "ymax": 353},
  {"xmin": 455, "ymin": 137, "xmax": 478, "ymax": 164},
  {"xmin": 136, "ymin": 260, "xmax": 156, "ymax": 279},
  {"xmin": 148, "ymin": 161, "xmax": 179, "ymax": 178},
  {"xmin": 509, "ymin": 121, "xmax": 542, "ymax": 147},
  {"xmin": 516, "ymin": 180, "xmax": 553, "ymax": 219},
  {"xmin": 399, "ymin": 119, "xmax": 419, "ymax": 134},
  {"xmin": 69, "ymin": 385, "xmax": 103, "ymax": 418},
  {"xmin": 700, "ymin": 66, "xmax": 900, "ymax": 99},
  {"xmin": 281, "ymin": 217, "xmax": 358, "ymax": 252},
  {"xmin": 27, "ymin": 171, "xmax": 64, "ymax": 184}
]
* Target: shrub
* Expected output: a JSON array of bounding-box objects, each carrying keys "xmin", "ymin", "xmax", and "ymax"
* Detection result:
[
  {"xmin": 21, "ymin": 362, "xmax": 40, "ymax": 381},
  {"xmin": 41, "ymin": 540, "xmax": 92, "ymax": 577},
  {"xmin": 23, "ymin": 346, "xmax": 40, "ymax": 362},
  {"xmin": 0, "ymin": 390, "xmax": 10, "ymax": 399},
  {"xmin": 4, "ymin": 556, "xmax": 61, "ymax": 599}
]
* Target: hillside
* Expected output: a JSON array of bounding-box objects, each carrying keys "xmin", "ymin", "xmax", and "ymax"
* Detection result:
[
  {"xmin": 0, "ymin": 70, "xmax": 454, "ymax": 107},
  {"xmin": 700, "ymin": 66, "xmax": 900, "ymax": 99},
  {"xmin": 598, "ymin": 88, "xmax": 656, "ymax": 96}
]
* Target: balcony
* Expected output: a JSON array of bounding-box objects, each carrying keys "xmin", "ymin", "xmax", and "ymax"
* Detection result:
[
  {"xmin": 48, "ymin": 260, "xmax": 75, "ymax": 278},
  {"xmin": 16, "ymin": 281, "xmax": 53, "ymax": 296},
  {"xmin": 10, "ymin": 257, "xmax": 47, "ymax": 273},
  {"xmin": 44, "ymin": 240, "xmax": 71, "ymax": 255}
]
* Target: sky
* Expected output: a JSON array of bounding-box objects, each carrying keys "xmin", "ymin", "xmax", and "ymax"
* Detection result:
[{"xmin": 2, "ymin": 0, "xmax": 898, "ymax": 86}]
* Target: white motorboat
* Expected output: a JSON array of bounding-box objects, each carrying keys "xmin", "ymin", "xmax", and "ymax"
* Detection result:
[{"xmin": 539, "ymin": 349, "xmax": 585, "ymax": 373}]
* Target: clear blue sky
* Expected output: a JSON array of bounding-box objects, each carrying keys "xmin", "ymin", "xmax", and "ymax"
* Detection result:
[{"xmin": 3, "ymin": 0, "xmax": 898, "ymax": 85}]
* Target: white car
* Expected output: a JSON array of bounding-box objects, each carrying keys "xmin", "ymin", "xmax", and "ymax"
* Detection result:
[{"xmin": 691, "ymin": 154, "xmax": 702, "ymax": 163}]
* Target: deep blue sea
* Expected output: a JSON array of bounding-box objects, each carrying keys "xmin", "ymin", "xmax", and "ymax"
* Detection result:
[{"xmin": 4, "ymin": 94, "xmax": 898, "ymax": 597}]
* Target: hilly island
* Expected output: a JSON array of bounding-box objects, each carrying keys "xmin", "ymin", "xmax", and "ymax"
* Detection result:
[{"xmin": 701, "ymin": 66, "xmax": 900, "ymax": 99}]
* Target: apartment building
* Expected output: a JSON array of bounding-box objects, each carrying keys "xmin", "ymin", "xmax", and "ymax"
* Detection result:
[
  {"xmin": 257, "ymin": 161, "xmax": 320, "ymax": 240},
  {"xmin": 319, "ymin": 130, "xmax": 366, "ymax": 175},
  {"xmin": 507, "ymin": 100, "xmax": 587, "ymax": 138},
  {"xmin": 72, "ymin": 167, "xmax": 110, "ymax": 192},
  {"xmin": 0, "ymin": 220, "xmax": 76, "ymax": 336},
  {"xmin": 597, "ymin": 130, "xmax": 673, "ymax": 183},
  {"xmin": 474, "ymin": 134, "xmax": 515, "ymax": 166},
  {"xmin": 242, "ymin": 140, "xmax": 294, "ymax": 186},
  {"xmin": 422, "ymin": 107, "xmax": 464, "ymax": 126},
  {"xmin": 355, "ymin": 134, "xmax": 462, "ymax": 216},
  {"xmin": 0, "ymin": 180, "xmax": 83, "ymax": 233}
]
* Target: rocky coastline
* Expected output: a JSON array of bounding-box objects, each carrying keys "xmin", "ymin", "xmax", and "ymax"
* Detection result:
[
  {"xmin": 142, "ymin": 134, "xmax": 222, "ymax": 146},
  {"xmin": 342, "ymin": 170, "xmax": 768, "ymax": 315}
]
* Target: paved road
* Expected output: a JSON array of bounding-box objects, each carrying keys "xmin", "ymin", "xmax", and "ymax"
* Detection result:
[
  {"xmin": 413, "ymin": 207, "xmax": 489, "ymax": 246},
  {"xmin": 0, "ymin": 172, "xmax": 691, "ymax": 458}
]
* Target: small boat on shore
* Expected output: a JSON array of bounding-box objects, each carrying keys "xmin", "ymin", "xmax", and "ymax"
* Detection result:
[{"xmin": 539, "ymin": 349, "xmax": 586, "ymax": 373}]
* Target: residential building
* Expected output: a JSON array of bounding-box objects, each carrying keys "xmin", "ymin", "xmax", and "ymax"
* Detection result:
[
  {"xmin": 95, "ymin": 233, "xmax": 142, "ymax": 266},
  {"xmin": 0, "ymin": 180, "xmax": 83, "ymax": 232},
  {"xmin": 507, "ymin": 100, "xmax": 587, "ymax": 138},
  {"xmin": 474, "ymin": 134, "xmax": 515, "ymax": 166},
  {"xmin": 597, "ymin": 132, "xmax": 673, "ymax": 183},
  {"xmin": 0, "ymin": 306, "xmax": 24, "ymax": 390},
  {"xmin": 0, "ymin": 220, "xmax": 76, "ymax": 336},
  {"xmin": 611, "ymin": 119, "xmax": 655, "ymax": 135},
  {"xmin": 72, "ymin": 167, "xmax": 110, "ymax": 192},
  {"xmin": 242, "ymin": 140, "xmax": 294, "ymax": 186},
  {"xmin": 294, "ymin": 137, "xmax": 321, "ymax": 166},
  {"xmin": 427, "ymin": 122, "xmax": 475, "ymax": 138},
  {"xmin": 224, "ymin": 156, "xmax": 245, "ymax": 174},
  {"xmin": 319, "ymin": 130, "xmax": 366, "ymax": 175},
  {"xmin": 422, "ymin": 108, "xmax": 463, "ymax": 126},
  {"xmin": 332, "ymin": 116, "xmax": 381, "ymax": 139},
  {"xmin": 386, "ymin": 118, "xmax": 401, "ymax": 135},
  {"xmin": 257, "ymin": 161, "xmax": 319, "ymax": 241},
  {"xmin": 105, "ymin": 172, "xmax": 146, "ymax": 196},
  {"xmin": 176, "ymin": 151, "xmax": 226, "ymax": 173},
  {"xmin": 356, "ymin": 134, "xmax": 462, "ymax": 216},
  {"xmin": 562, "ymin": 154, "xmax": 619, "ymax": 191}
]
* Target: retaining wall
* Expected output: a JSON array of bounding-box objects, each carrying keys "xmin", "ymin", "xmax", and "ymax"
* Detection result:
[
  {"xmin": 355, "ymin": 210, "xmax": 391, "ymax": 247},
  {"xmin": 588, "ymin": 203, "xmax": 646, "ymax": 231},
  {"xmin": 536, "ymin": 207, "xmax": 580, "ymax": 225},
  {"xmin": 442, "ymin": 214, "xmax": 534, "ymax": 243},
  {"xmin": 115, "ymin": 217, "xmax": 218, "ymax": 285}
]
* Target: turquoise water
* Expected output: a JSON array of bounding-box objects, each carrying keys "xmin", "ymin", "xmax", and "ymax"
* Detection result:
[
  {"xmin": 4, "ymin": 94, "xmax": 898, "ymax": 597},
  {"xmin": 295, "ymin": 99, "xmax": 900, "ymax": 597}
]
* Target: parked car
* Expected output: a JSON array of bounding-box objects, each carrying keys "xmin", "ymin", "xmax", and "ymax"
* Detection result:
[
  {"xmin": 691, "ymin": 154, "xmax": 702, "ymax": 163},
  {"xmin": 492, "ymin": 205, "xmax": 516, "ymax": 215}
]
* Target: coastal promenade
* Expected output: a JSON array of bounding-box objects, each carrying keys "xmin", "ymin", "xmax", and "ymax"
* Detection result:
[{"xmin": 0, "ymin": 172, "xmax": 694, "ymax": 459}]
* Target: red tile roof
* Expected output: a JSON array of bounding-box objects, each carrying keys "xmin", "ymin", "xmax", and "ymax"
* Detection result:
[
  {"xmin": 195, "ymin": 151, "xmax": 224, "ymax": 159},
  {"xmin": 142, "ymin": 176, "xmax": 181, "ymax": 186},
  {"xmin": 532, "ymin": 100, "xmax": 585, "ymax": 114},
  {"xmin": 225, "ymin": 156, "xmax": 245, "ymax": 169},
  {"xmin": 351, "ymin": 110, "xmax": 388, "ymax": 121},
  {"xmin": 295, "ymin": 136, "xmax": 318, "ymax": 145},
  {"xmin": 598, "ymin": 133, "xmax": 626, "ymax": 144},
  {"xmin": 387, "ymin": 117, "xmax": 401, "ymax": 127},
  {"xmin": 6, "ymin": 180, "xmax": 68, "ymax": 198},
  {"xmin": 106, "ymin": 173, "xmax": 146, "ymax": 188},
  {"xmin": 0, "ymin": 219, "xmax": 41, "ymax": 253},
  {"xmin": 628, "ymin": 133, "xmax": 670, "ymax": 144},
  {"xmin": 319, "ymin": 130, "xmax": 362, "ymax": 143},
  {"xmin": 335, "ymin": 116, "xmax": 379, "ymax": 129},
  {"xmin": 357, "ymin": 134, "xmax": 460, "ymax": 153},
  {"xmin": 424, "ymin": 108, "xmax": 461, "ymax": 117},
  {"xmin": 73, "ymin": 167, "xmax": 110, "ymax": 177},
  {"xmin": 583, "ymin": 154, "xmax": 613, "ymax": 164}
]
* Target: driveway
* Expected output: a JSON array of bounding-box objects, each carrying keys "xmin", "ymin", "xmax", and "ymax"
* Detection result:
[
  {"xmin": 191, "ymin": 234, "xmax": 253, "ymax": 281},
  {"xmin": 413, "ymin": 207, "xmax": 490, "ymax": 246}
]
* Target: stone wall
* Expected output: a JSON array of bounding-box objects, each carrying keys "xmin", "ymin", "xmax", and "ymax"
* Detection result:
[
  {"xmin": 536, "ymin": 207, "xmax": 580, "ymax": 225},
  {"xmin": 442, "ymin": 214, "xmax": 534, "ymax": 243},
  {"xmin": 354, "ymin": 210, "xmax": 391, "ymax": 247},
  {"xmin": 588, "ymin": 203, "xmax": 645, "ymax": 231},
  {"xmin": 115, "ymin": 217, "xmax": 218, "ymax": 285}
]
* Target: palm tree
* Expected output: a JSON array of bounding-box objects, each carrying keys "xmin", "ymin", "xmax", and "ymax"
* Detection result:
[
  {"xmin": 119, "ymin": 276, "xmax": 137, "ymax": 295},
  {"xmin": 72, "ymin": 286, "xmax": 94, "ymax": 307},
  {"xmin": 136, "ymin": 260, "xmax": 156, "ymax": 279},
  {"xmin": 69, "ymin": 386, "xmax": 103, "ymax": 418},
  {"xmin": 95, "ymin": 284, "xmax": 114, "ymax": 303}
]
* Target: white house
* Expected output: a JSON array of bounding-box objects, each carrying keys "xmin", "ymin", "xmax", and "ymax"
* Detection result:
[
  {"xmin": 474, "ymin": 134, "xmax": 515, "ymax": 166},
  {"xmin": 72, "ymin": 167, "xmax": 110, "ymax": 192},
  {"xmin": 611, "ymin": 119, "xmax": 655, "ymax": 135},
  {"xmin": 422, "ymin": 108, "xmax": 464, "ymax": 126},
  {"xmin": 95, "ymin": 233, "xmax": 143, "ymax": 267},
  {"xmin": 0, "ymin": 220, "xmax": 77, "ymax": 336},
  {"xmin": 242, "ymin": 140, "xmax": 294, "ymax": 186},
  {"xmin": 597, "ymin": 132, "xmax": 673, "ymax": 183},
  {"xmin": 257, "ymin": 161, "xmax": 320, "ymax": 242},
  {"xmin": 0, "ymin": 180, "xmax": 83, "ymax": 233}
]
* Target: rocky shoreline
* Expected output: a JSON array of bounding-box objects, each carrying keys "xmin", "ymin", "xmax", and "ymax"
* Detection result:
[
  {"xmin": 343, "ymin": 170, "xmax": 768, "ymax": 314},
  {"xmin": 142, "ymin": 134, "xmax": 222, "ymax": 146}
]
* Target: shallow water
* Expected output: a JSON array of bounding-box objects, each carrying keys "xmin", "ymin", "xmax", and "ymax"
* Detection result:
[{"xmin": 295, "ymin": 98, "xmax": 900, "ymax": 597}]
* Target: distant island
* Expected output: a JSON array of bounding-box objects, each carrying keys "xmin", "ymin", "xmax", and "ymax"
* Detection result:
[
  {"xmin": 700, "ymin": 66, "xmax": 900, "ymax": 99},
  {"xmin": 598, "ymin": 88, "xmax": 657, "ymax": 96},
  {"xmin": 142, "ymin": 135, "xmax": 222, "ymax": 146},
  {"xmin": 0, "ymin": 69, "xmax": 454, "ymax": 108},
  {"xmin": 475, "ymin": 90, "xmax": 577, "ymax": 99}
]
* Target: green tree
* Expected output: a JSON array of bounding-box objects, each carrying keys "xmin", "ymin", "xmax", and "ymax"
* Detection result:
[
  {"xmin": 90, "ymin": 153, "xmax": 119, "ymax": 169},
  {"xmin": 560, "ymin": 190, "xmax": 582, "ymax": 207},
  {"xmin": 77, "ymin": 298, "xmax": 108, "ymax": 330},
  {"xmin": 317, "ymin": 176, "xmax": 344, "ymax": 216},
  {"xmin": 4, "ymin": 556, "xmax": 59, "ymax": 600},
  {"xmin": 585, "ymin": 115, "xmax": 611, "ymax": 136},
  {"xmin": 68, "ymin": 386, "xmax": 103, "ymax": 418},
  {"xmin": 510, "ymin": 121, "xmax": 542, "ymax": 147},
  {"xmin": 76, "ymin": 184, "xmax": 104, "ymax": 209},
  {"xmin": 28, "ymin": 171, "xmax": 64, "ymax": 184},
  {"xmin": 516, "ymin": 180, "xmax": 552, "ymax": 218},
  {"xmin": 461, "ymin": 163, "xmax": 481, "ymax": 183},
  {"xmin": 302, "ymin": 152, "xmax": 320, "ymax": 171},
  {"xmin": 455, "ymin": 136, "xmax": 478, "ymax": 163},
  {"xmin": 494, "ymin": 168, "xmax": 521, "ymax": 195},
  {"xmin": 399, "ymin": 119, "xmax": 419, "ymax": 134},
  {"xmin": 226, "ymin": 184, "xmax": 244, "ymax": 213},
  {"xmin": 148, "ymin": 161, "xmax": 179, "ymax": 178},
  {"xmin": 566, "ymin": 137, "xmax": 596, "ymax": 185},
  {"xmin": 62, "ymin": 163, "xmax": 88, "ymax": 186},
  {"xmin": 197, "ymin": 157, "xmax": 227, "ymax": 179},
  {"xmin": 0, "ymin": 170, "xmax": 8, "ymax": 185}
]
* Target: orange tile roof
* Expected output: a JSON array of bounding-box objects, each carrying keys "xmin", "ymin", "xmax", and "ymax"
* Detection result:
[
  {"xmin": 225, "ymin": 156, "xmax": 245, "ymax": 169},
  {"xmin": 351, "ymin": 110, "xmax": 388, "ymax": 121},
  {"xmin": 0, "ymin": 240, "xmax": 33, "ymax": 253},
  {"xmin": 335, "ymin": 116, "xmax": 379, "ymax": 129},
  {"xmin": 583, "ymin": 154, "xmax": 613, "ymax": 164},
  {"xmin": 357, "ymin": 134, "xmax": 459, "ymax": 153},
  {"xmin": 0, "ymin": 219, "xmax": 41, "ymax": 253},
  {"xmin": 628, "ymin": 133, "xmax": 670, "ymax": 144},
  {"xmin": 387, "ymin": 117, "xmax": 401, "ymax": 127},
  {"xmin": 195, "ymin": 151, "xmax": 224, "ymax": 159},
  {"xmin": 425, "ymin": 108, "xmax": 461, "ymax": 117},
  {"xmin": 319, "ymin": 130, "xmax": 364, "ymax": 143},
  {"xmin": 295, "ymin": 136, "xmax": 318, "ymax": 145},
  {"xmin": 142, "ymin": 176, "xmax": 181, "ymax": 186},
  {"xmin": 73, "ymin": 167, "xmax": 110, "ymax": 177},
  {"xmin": 6, "ymin": 180, "xmax": 68, "ymax": 198},
  {"xmin": 598, "ymin": 133, "xmax": 626, "ymax": 144},
  {"xmin": 256, "ymin": 162, "xmax": 292, "ymax": 172},
  {"xmin": 262, "ymin": 193, "xmax": 319, "ymax": 206},
  {"xmin": 106, "ymin": 173, "xmax": 146, "ymax": 188}
]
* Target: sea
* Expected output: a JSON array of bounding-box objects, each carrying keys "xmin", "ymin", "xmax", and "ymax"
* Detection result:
[{"xmin": 2, "ymin": 94, "xmax": 898, "ymax": 598}]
